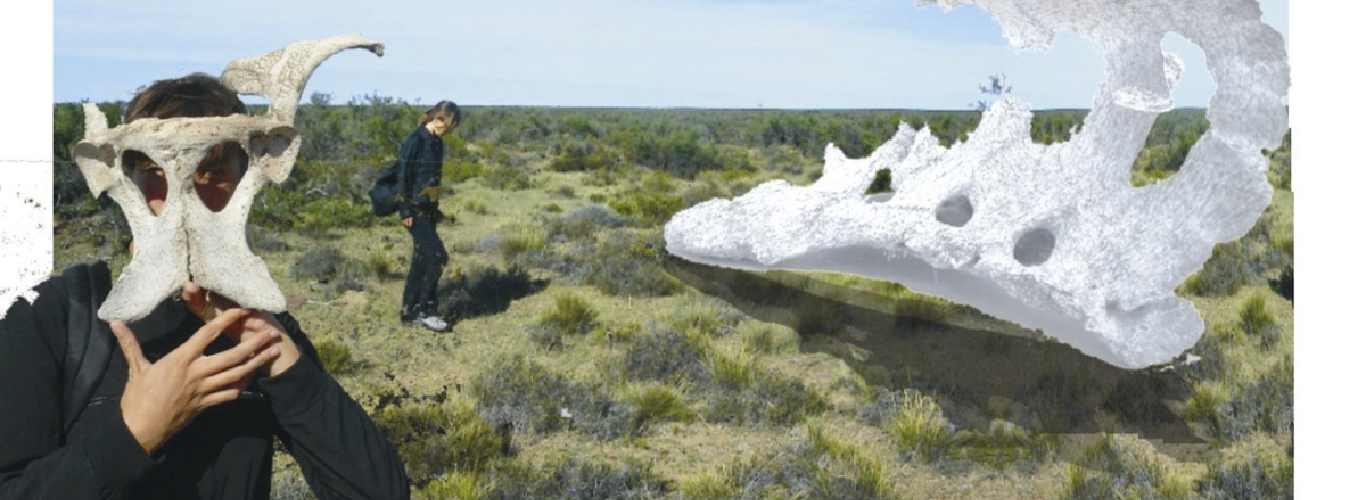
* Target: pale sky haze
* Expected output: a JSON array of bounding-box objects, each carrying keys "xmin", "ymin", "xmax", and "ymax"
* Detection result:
[{"xmin": 53, "ymin": 0, "xmax": 1288, "ymax": 110}]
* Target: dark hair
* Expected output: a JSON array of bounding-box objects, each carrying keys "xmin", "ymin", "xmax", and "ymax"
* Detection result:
[
  {"xmin": 124, "ymin": 73, "xmax": 247, "ymax": 124},
  {"xmin": 121, "ymin": 73, "xmax": 248, "ymax": 176},
  {"xmin": 420, "ymin": 100, "xmax": 461, "ymax": 126}
]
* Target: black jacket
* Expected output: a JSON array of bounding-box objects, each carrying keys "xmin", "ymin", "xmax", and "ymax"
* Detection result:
[
  {"xmin": 0, "ymin": 274, "xmax": 410, "ymax": 500},
  {"xmin": 397, "ymin": 125, "xmax": 444, "ymax": 219}
]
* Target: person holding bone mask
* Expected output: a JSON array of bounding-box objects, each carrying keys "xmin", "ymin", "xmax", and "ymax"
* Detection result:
[
  {"xmin": 397, "ymin": 101, "xmax": 459, "ymax": 332},
  {"xmin": 0, "ymin": 75, "xmax": 410, "ymax": 499}
]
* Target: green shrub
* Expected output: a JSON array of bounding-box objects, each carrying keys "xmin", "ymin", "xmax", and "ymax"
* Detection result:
[
  {"xmin": 364, "ymin": 251, "xmax": 395, "ymax": 277},
  {"xmin": 864, "ymin": 168, "xmax": 893, "ymax": 195},
  {"xmin": 704, "ymin": 369, "xmax": 827, "ymax": 426},
  {"xmin": 949, "ymin": 420, "xmax": 1057, "ymax": 473},
  {"xmin": 665, "ymin": 297, "xmax": 746, "ymax": 337},
  {"xmin": 314, "ymin": 338, "xmax": 364, "ymax": 376},
  {"xmin": 740, "ymin": 323, "xmax": 798, "ymax": 355},
  {"xmin": 589, "ymin": 193, "xmax": 608, "ymax": 203},
  {"xmin": 1207, "ymin": 359, "xmax": 1293, "ymax": 443},
  {"xmin": 623, "ymin": 325, "xmax": 709, "ymax": 384},
  {"xmin": 1060, "ymin": 434, "xmax": 1195, "ymax": 500},
  {"xmin": 626, "ymin": 384, "xmax": 696, "ymax": 431},
  {"xmin": 608, "ymin": 191, "xmax": 685, "ymax": 226},
  {"xmin": 542, "ymin": 205, "xmax": 633, "ymax": 244},
  {"xmin": 416, "ymin": 471, "xmax": 487, "ymax": 500},
  {"xmin": 484, "ymin": 456, "xmax": 667, "ymax": 500},
  {"xmin": 373, "ymin": 400, "xmax": 507, "ymax": 487},
  {"xmin": 706, "ymin": 347, "xmax": 758, "ymax": 391},
  {"xmin": 473, "ymin": 355, "xmax": 635, "ymax": 440},
  {"xmin": 291, "ymin": 247, "xmax": 366, "ymax": 296},
  {"xmin": 1196, "ymin": 441, "xmax": 1293, "ymax": 500},
  {"xmin": 1238, "ymin": 293, "xmax": 1279, "ymax": 349},
  {"xmin": 482, "ymin": 164, "xmax": 535, "ymax": 191},
  {"xmin": 531, "ymin": 293, "xmax": 600, "ymax": 348},
  {"xmin": 699, "ymin": 424, "xmax": 894, "ymax": 500},
  {"xmin": 464, "ymin": 200, "xmax": 490, "ymax": 215},
  {"xmin": 495, "ymin": 226, "xmax": 548, "ymax": 262},
  {"xmin": 449, "ymin": 159, "xmax": 486, "ymax": 184},
  {"xmin": 549, "ymin": 230, "xmax": 681, "ymax": 297},
  {"xmin": 678, "ymin": 472, "xmax": 738, "ymax": 500},
  {"xmin": 885, "ymin": 391, "xmax": 955, "ymax": 464}
]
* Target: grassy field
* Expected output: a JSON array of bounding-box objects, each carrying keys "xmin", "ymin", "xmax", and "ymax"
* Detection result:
[{"xmin": 51, "ymin": 106, "xmax": 1292, "ymax": 500}]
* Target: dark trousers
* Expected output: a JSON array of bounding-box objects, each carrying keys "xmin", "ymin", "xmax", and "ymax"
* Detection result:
[{"xmin": 402, "ymin": 213, "xmax": 447, "ymax": 319}]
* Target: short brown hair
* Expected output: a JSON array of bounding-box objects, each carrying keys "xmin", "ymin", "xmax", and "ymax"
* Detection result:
[
  {"xmin": 121, "ymin": 74, "xmax": 248, "ymax": 176},
  {"xmin": 420, "ymin": 100, "xmax": 461, "ymax": 126},
  {"xmin": 123, "ymin": 73, "xmax": 247, "ymax": 124}
]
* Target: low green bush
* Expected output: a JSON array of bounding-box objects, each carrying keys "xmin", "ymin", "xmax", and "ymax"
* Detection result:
[
  {"xmin": 473, "ymin": 355, "xmax": 635, "ymax": 441},
  {"xmin": 530, "ymin": 293, "xmax": 600, "ymax": 349},
  {"xmin": 372, "ymin": 400, "xmax": 507, "ymax": 487},
  {"xmin": 685, "ymin": 424, "xmax": 894, "ymax": 500},
  {"xmin": 313, "ymin": 338, "xmax": 364, "ymax": 376},
  {"xmin": 1060, "ymin": 434, "xmax": 1194, "ymax": 500},
  {"xmin": 1238, "ymin": 293, "xmax": 1279, "ymax": 349}
]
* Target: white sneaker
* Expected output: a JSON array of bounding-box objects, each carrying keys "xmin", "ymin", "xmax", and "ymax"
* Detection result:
[{"xmin": 417, "ymin": 315, "xmax": 449, "ymax": 332}]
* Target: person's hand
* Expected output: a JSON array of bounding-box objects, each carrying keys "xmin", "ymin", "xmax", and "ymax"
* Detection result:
[
  {"xmin": 181, "ymin": 283, "xmax": 301, "ymax": 377},
  {"xmin": 113, "ymin": 309, "xmax": 281, "ymax": 455},
  {"xmin": 401, "ymin": 217, "xmax": 413, "ymax": 227}
]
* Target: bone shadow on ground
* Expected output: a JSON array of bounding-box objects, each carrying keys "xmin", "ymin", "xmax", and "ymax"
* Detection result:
[{"xmin": 665, "ymin": 256, "xmax": 1202, "ymax": 444}]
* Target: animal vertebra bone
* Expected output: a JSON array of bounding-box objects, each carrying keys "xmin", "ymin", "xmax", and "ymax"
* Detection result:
[
  {"xmin": 73, "ymin": 34, "xmax": 384, "ymax": 322},
  {"xmin": 664, "ymin": 0, "xmax": 1288, "ymax": 369}
]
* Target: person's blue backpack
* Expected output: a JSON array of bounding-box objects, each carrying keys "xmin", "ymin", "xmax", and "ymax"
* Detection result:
[{"xmin": 368, "ymin": 160, "xmax": 407, "ymax": 217}]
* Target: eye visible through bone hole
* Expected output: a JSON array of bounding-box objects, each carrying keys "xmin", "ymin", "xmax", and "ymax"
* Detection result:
[
  {"xmin": 194, "ymin": 141, "xmax": 248, "ymax": 212},
  {"xmin": 121, "ymin": 149, "xmax": 167, "ymax": 217},
  {"xmin": 1013, "ymin": 227, "xmax": 1055, "ymax": 266},
  {"xmin": 935, "ymin": 194, "xmax": 974, "ymax": 227}
]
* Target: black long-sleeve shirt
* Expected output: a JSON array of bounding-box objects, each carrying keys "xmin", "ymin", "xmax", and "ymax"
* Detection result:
[
  {"xmin": 0, "ymin": 274, "xmax": 410, "ymax": 500},
  {"xmin": 397, "ymin": 125, "xmax": 444, "ymax": 219}
]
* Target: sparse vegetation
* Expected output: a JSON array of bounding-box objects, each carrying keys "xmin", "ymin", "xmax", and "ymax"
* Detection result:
[
  {"xmin": 1238, "ymin": 293, "xmax": 1279, "ymax": 349},
  {"xmin": 291, "ymin": 247, "xmax": 367, "ymax": 296},
  {"xmin": 1060, "ymin": 434, "xmax": 1195, "ymax": 500},
  {"xmin": 472, "ymin": 355, "xmax": 635, "ymax": 441},
  {"xmin": 373, "ymin": 399, "xmax": 507, "ymax": 487},
  {"xmin": 314, "ymin": 338, "xmax": 364, "ymax": 376},
  {"xmin": 530, "ymin": 293, "xmax": 600, "ymax": 349},
  {"xmin": 51, "ymin": 100, "xmax": 1294, "ymax": 499},
  {"xmin": 683, "ymin": 424, "xmax": 894, "ymax": 500}
]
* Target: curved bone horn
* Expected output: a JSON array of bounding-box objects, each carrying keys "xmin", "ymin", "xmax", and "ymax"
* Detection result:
[{"xmin": 220, "ymin": 34, "xmax": 385, "ymax": 122}]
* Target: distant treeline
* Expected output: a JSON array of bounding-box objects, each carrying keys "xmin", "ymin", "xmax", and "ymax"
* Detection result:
[{"xmin": 52, "ymin": 94, "xmax": 1229, "ymax": 224}]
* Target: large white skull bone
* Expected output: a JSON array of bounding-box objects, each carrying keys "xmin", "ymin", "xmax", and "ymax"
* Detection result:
[
  {"xmin": 664, "ymin": 0, "xmax": 1288, "ymax": 369},
  {"xmin": 72, "ymin": 35, "xmax": 384, "ymax": 322}
]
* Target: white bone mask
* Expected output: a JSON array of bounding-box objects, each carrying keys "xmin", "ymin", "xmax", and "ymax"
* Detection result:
[
  {"xmin": 73, "ymin": 34, "xmax": 384, "ymax": 322},
  {"xmin": 664, "ymin": 0, "xmax": 1289, "ymax": 369}
]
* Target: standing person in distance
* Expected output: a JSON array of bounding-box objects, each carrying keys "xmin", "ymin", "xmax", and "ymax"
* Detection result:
[{"xmin": 398, "ymin": 101, "xmax": 460, "ymax": 332}]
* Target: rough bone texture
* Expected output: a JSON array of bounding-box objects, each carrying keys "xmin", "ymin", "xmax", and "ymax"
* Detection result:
[
  {"xmin": 664, "ymin": 0, "xmax": 1288, "ymax": 369},
  {"xmin": 73, "ymin": 35, "xmax": 384, "ymax": 322}
]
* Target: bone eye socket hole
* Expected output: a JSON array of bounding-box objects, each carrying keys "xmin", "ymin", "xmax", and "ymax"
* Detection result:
[
  {"xmin": 120, "ymin": 149, "xmax": 166, "ymax": 217},
  {"xmin": 193, "ymin": 141, "xmax": 248, "ymax": 212},
  {"xmin": 1013, "ymin": 227, "xmax": 1055, "ymax": 266},
  {"xmin": 935, "ymin": 194, "xmax": 973, "ymax": 227},
  {"xmin": 864, "ymin": 168, "xmax": 894, "ymax": 202}
]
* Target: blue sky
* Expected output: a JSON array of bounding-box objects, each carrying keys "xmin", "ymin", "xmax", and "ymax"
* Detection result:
[{"xmin": 53, "ymin": 0, "xmax": 1288, "ymax": 110}]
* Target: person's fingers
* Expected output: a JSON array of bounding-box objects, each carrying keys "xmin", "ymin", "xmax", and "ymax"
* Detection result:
[
  {"xmin": 195, "ymin": 329, "xmax": 279, "ymax": 376},
  {"xmin": 201, "ymin": 347, "xmax": 278, "ymax": 390},
  {"xmin": 182, "ymin": 282, "xmax": 214, "ymax": 320},
  {"xmin": 179, "ymin": 308, "xmax": 250, "ymax": 356},
  {"xmin": 197, "ymin": 387, "xmax": 242, "ymax": 408},
  {"xmin": 110, "ymin": 321, "xmax": 149, "ymax": 372}
]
